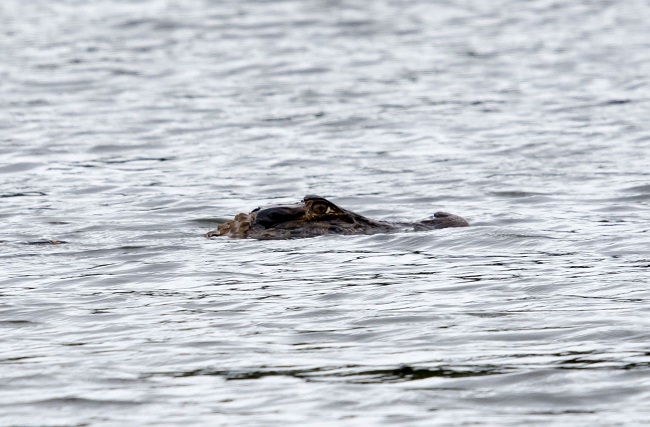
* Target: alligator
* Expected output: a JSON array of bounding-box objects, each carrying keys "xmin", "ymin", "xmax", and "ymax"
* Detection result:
[{"xmin": 207, "ymin": 195, "xmax": 468, "ymax": 240}]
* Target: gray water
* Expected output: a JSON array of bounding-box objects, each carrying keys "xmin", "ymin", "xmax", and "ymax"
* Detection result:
[{"xmin": 2, "ymin": 0, "xmax": 650, "ymax": 425}]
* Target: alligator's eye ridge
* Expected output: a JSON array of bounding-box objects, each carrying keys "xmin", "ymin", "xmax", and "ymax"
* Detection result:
[{"xmin": 312, "ymin": 202, "xmax": 330, "ymax": 215}]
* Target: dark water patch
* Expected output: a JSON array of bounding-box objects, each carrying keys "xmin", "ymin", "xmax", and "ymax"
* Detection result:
[
  {"xmin": 622, "ymin": 184, "xmax": 650, "ymax": 193},
  {"xmin": 115, "ymin": 18, "xmax": 194, "ymax": 31},
  {"xmin": 489, "ymin": 191, "xmax": 549, "ymax": 198},
  {"xmin": 0, "ymin": 191, "xmax": 47, "ymax": 198},
  {"xmin": 551, "ymin": 99, "xmax": 638, "ymax": 113},
  {"xmin": 23, "ymin": 240, "xmax": 67, "ymax": 245},
  {"xmin": 9, "ymin": 397, "xmax": 143, "ymax": 408},
  {"xmin": 100, "ymin": 157, "xmax": 173, "ymax": 164},
  {"xmin": 557, "ymin": 359, "xmax": 650, "ymax": 371},
  {"xmin": 340, "ymin": 365, "xmax": 505, "ymax": 384},
  {"xmin": 602, "ymin": 99, "xmax": 632, "ymax": 105},
  {"xmin": 0, "ymin": 355, "xmax": 43, "ymax": 362},
  {"xmin": 0, "ymin": 320, "xmax": 39, "ymax": 327},
  {"xmin": 600, "ymin": 194, "xmax": 650, "ymax": 202},
  {"xmin": 88, "ymin": 144, "xmax": 167, "ymax": 154},
  {"xmin": 591, "ymin": 204, "xmax": 648, "ymax": 213},
  {"xmin": 152, "ymin": 364, "xmax": 504, "ymax": 384}
]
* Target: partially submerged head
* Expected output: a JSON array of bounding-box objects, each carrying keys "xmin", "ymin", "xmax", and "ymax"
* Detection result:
[
  {"xmin": 208, "ymin": 195, "xmax": 469, "ymax": 240},
  {"xmin": 208, "ymin": 195, "xmax": 395, "ymax": 239}
]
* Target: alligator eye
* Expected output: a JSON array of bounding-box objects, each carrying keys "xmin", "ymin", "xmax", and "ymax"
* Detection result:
[{"xmin": 311, "ymin": 202, "xmax": 330, "ymax": 215}]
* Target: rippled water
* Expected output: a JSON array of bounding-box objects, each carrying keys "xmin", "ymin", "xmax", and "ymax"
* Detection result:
[{"xmin": 2, "ymin": 0, "xmax": 650, "ymax": 425}]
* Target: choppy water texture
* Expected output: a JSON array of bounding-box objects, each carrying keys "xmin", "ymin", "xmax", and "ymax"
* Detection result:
[{"xmin": 2, "ymin": 0, "xmax": 650, "ymax": 425}]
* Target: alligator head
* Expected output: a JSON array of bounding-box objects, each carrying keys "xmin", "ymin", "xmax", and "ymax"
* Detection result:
[{"xmin": 207, "ymin": 195, "xmax": 468, "ymax": 240}]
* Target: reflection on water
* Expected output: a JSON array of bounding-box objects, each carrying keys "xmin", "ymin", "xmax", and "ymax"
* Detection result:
[
  {"xmin": 157, "ymin": 364, "xmax": 503, "ymax": 383},
  {"xmin": 2, "ymin": 0, "xmax": 650, "ymax": 425}
]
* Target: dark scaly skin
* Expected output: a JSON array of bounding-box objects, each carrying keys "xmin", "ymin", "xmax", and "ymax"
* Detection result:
[{"xmin": 207, "ymin": 195, "xmax": 468, "ymax": 240}]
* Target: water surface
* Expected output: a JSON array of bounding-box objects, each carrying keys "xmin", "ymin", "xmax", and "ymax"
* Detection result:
[{"xmin": 2, "ymin": 0, "xmax": 650, "ymax": 425}]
